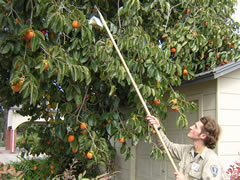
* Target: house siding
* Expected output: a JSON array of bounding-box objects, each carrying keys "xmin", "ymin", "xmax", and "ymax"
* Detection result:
[
  {"xmin": 179, "ymin": 80, "xmax": 217, "ymax": 118},
  {"xmin": 114, "ymin": 73, "xmax": 240, "ymax": 179},
  {"xmin": 114, "ymin": 143, "xmax": 131, "ymax": 180},
  {"xmin": 160, "ymin": 80, "xmax": 217, "ymax": 179},
  {"xmin": 217, "ymin": 70, "xmax": 240, "ymax": 169},
  {"xmin": 114, "ymin": 80, "xmax": 219, "ymax": 180}
]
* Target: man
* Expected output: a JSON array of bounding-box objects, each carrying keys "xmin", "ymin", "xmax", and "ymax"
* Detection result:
[{"xmin": 147, "ymin": 115, "xmax": 227, "ymax": 180}]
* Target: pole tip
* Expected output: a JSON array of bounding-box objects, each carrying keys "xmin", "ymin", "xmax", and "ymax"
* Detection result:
[{"xmin": 94, "ymin": 5, "xmax": 98, "ymax": 10}]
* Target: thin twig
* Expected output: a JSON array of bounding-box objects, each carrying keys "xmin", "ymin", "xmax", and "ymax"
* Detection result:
[
  {"xmin": 0, "ymin": 97, "xmax": 7, "ymax": 103},
  {"xmin": 85, "ymin": 127, "xmax": 109, "ymax": 156},
  {"xmin": 164, "ymin": 2, "xmax": 183, "ymax": 32},
  {"xmin": 23, "ymin": 44, "xmax": 27, "ymax": 60},
  {"xmin": 118, "ymin": 0, "xmax": 122, "ymax": 29},
  {"xmin": 30, "ymin": 0, "xmax": 33, "ymax": 28},
  {"xmin": 62, "ymin": 32, "xmax": 72, "ymax": 40},
  {"xmin": 11, "ymin": 8, "xmax": 23, "ymax": 25},
  {"xmin": 40, "ymin": 46, "xmax": 67, "ymax": 65},
  {"xmin": 76, "ymin": 86, "xmax": 89, "ymax": 118},
  {"xmin": 168, "ymin": 83, "xmax": 176, "ymax": 93},
  {"xmin": 60, "ymin": 2, "xmax": 72, "ymax": 13}
]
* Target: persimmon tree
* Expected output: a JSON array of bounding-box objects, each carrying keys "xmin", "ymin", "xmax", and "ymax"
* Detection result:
[{"xmin": 0, "ymin": 0, "xmax": 240, "ymax": 177}]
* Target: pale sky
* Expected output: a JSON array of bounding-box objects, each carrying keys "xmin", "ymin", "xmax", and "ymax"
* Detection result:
[{"xmin": 232, "ymin": 0, "xmax": 240, "ymax": 22}]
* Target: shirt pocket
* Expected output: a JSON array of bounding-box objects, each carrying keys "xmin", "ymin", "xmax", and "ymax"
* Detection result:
[{"xmin": 189, "ymin": 170, "xmax": 202, "ymax": 180}]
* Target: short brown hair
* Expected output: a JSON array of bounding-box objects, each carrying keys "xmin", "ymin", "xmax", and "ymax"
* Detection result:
[{"xmin": 200, "ymin": 116, "xmax": 221, "ymax": 149}]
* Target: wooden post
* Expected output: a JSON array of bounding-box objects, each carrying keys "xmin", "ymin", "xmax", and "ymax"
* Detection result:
[
  {"xmin": 9, "ymin": 128, "xmax": 17, "ymax": 153},
  {"xmin": 5, "ymin": 128, "xmax": 10, "ymax": 150}
]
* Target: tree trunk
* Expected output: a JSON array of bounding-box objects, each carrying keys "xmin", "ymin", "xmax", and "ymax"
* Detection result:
[{"xmin": 3, "ymin": 108, "xmax": 9, "ymax": 140}]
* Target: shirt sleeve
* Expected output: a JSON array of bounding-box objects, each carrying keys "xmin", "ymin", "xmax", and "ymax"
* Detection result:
[
  {"xmin": 155, "ymin": 130, "xmax": 191, "ymax": 161},
  {"xmin": 202, "ymin": 161, "xmax": 227, "ymax": 180}
]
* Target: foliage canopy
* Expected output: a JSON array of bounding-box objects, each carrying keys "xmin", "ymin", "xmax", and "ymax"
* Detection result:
[{"xmin": 0, "ymin": 0, "xmax": 240, "ymax": 177}]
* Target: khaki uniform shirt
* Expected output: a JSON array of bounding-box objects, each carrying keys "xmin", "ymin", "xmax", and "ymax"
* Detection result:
[{"xmin": 157, "ymin": 131, "xmax": 227, "ymax": 180}]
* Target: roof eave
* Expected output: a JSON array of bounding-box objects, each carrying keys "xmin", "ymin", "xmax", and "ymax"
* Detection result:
[{"xmin": 180, "ymin": 61, "xmax": 240, "ymax": 87}]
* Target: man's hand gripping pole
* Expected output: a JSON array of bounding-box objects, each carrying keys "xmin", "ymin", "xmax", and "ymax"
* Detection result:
[{"xmin": 95, "ymin": 6, "xmax": 179, "ymax": 174}]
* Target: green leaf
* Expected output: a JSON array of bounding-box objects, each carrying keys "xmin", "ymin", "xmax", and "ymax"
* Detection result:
[
  {"xmin": 0, "ymin": 13, "xmax": 4, "ymax": 25},
  {"xmin": 120, "ymin": 144, "xmax": 127, "ymax": 154},
  {"xmin": 14, "ymin": 42, "xmax": 20, "ymax": 54},
  {"xmin": 30, "ymin": 85, "xmax": 38, "ymax": 105},
  {"xmin": 81, "ymin": 66, "xmax": 91, "ymax": 84},
  {"xmin": 130, "ymin": 0, "xmax": 136, "ymax": 8},
  {"xmin": 68, "ymin": 39, "xmax": 79, "ymax": 51},
  {"xmin": 81, "ymin": 26, "xmax": 87, "ymax": 41},
  {"xmin": 109, "ymin": 85, "xmax": 116, "ymax": 96},
  {"xmin": 35, "ymin": 30, "xmax": 45, "ymax": 40},
  {"xmin": 57, "ymin": 63, "xmax": 65, "ymax": 84},
  {"xmin": 0, "ymin": 0, "xmax": 7, "ymax": 5},
  {"xmin": 187, "ymin": 18, "xmax": 194, "ymax": 24},
  {"xmin": 216, "ymin": 39, "xmax": 222, "ymax": 48},
  {"xmin": 73, "ymin": 85, "xmax": 81, "ymax": 94},
  {"xmin": 192, "ymin": 44, "xmax": 197, "ymax": 52},
  {"xmin": 56, "ymin": 124, "xmax": 66, "ymax": 140},
  {"xmin": 7, "ymin": 17, "xmax": 14, "ymax": 30},
  {"xmin": 87, "ymin": 27, "xmax": 92, "ymax": 42},
  {"xmin": 66, "ymin": 87, "xmax": 73, "ymax": 101},
  {"xmin": 165, "ymin": 49, "xmax": 170, "ymax": 59},
  {"xmin": 70, "ymin": 66, "xmax": 79, "ymax": 81},
  {"xmin": 65, "ymin": 17, "xmax": 73, "ymax": 34},
  {"xmin": 186, "ymin": 34, "xmax": 194, "ymax": 40},
  {"xmin": 176, "ymin": 63, "xmax": 182, "ymax": 76},
  {"xmin": 106, "ymin": 124, "xmax": 113, "ymax": 135},
  {"xmin": 178, "ymin": 36, "xmax": 185, "ymax": 42},
  {"xmin": 46, "ymin": 12, "xmax": 56, "ymax": 28},
  {"xmin": 136, "ymin": 0, "xmax": 141, "ymax": 10},
  {"xmin": 183, "ymin": 26, "xmax": 191, "ymax": 31},
  {"xmin": 146, "ymin": 86, "xmax": 151, "ymax": 97},
  {"xmin": 80, "ymin": 57, "xmax": 88, "ymax": 64},
  {"xmin": 51, "ymin": 15, "xmax": 59, "ymax": 33},
  {"xmin": 59, "ymin": 15, "xmax": 64, "ymax": 32},
  {"xmin": 66, "ymin": 103, "xmax": 73, "ymax": 113},
  {"xmin": 118, "ymin": 7, "xmax": 125, "ymax": 16},
  {"xmin": 148, "ymin": 65, "xmax": 155, "ymax": 77},
  {"xmin": 176, "ymin": 44, "xmax": 182, "ymax": 53},
  {"xmin": 155, "ymin": 71, "xmax": 161, "ymax": 82},
  {"xmin": 22, "ymin": 84, "xmax": 30, "ymax": 99},
  {"xmin": 182, "ymin": 41, "xmax": 188, "ymax": 47},
  {"xmin": 166, "ymin": 2, "xmax": 170, "ymax": 13},
  {"xmin": 31, "ymin": 37, "xmax": 40, "ymax": 52},
  {"xmin": 74, "ymin": 93, "xmax": 82, "ymax": 106},
  {"xmin": 1, "ymin": 43, "xmax": 11, "ymax": 54}
]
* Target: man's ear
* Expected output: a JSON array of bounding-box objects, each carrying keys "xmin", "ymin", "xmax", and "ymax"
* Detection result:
[{"xmin": 200, "ymin": 133, "xmax": 207, "ymax": 140}]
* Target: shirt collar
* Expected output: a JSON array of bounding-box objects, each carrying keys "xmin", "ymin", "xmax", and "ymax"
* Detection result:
[
  {"xmin": 190, "ymin": 146, "xmax": 208, "ymax": 159},
  {"xmin": 199, "ymin": 146, "xmax": 208, "ymax": 159}
]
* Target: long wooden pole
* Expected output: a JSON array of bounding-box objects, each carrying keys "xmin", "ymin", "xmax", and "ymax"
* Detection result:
[{"xmin": 96, "ymin": 7, "xmax": 179, "ymax": 174}]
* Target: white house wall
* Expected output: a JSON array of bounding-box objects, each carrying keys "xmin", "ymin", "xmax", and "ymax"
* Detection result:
[
  {"xmin": 113, "ymin": 142, "xmax": 132, "ymax": 180},
  {"xmin": 114, "ymin": 80, "xmax": 218, "ymax": 180},
  {"xmin": 159, "ymin": 81, "xmax": 218, "ymax": 179},
  {"xmin": 7, "ymin": 109, "xmax": 31, "ymax": 130},
  {"xmin": 7, "ymin": 109, "xmax": 46, "ymax": 130},
  {"xmin": 179, "ymin": 80, "xmax": 217, "ymax": 118},
  {"xmin": 217, "ymin": 70, "xmax": 240, "ymax": 170}
]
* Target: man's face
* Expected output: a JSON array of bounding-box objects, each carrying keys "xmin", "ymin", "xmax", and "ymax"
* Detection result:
[{"xmin": 187, "ymin": 120, "xmax": 204, "ymax": 140}]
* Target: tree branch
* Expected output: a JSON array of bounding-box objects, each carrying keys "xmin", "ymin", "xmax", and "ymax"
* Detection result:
[{"xmin": 118, "ymin": 0, "xmax": 122, "ymax": 29}]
